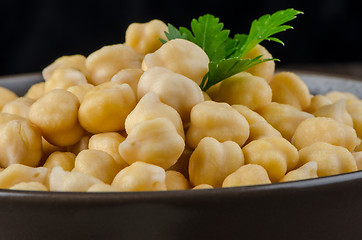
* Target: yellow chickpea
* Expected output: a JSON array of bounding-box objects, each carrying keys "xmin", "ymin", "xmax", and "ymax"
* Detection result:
[
  {"xmin": 304, "ymin": 94, "xmax": 333, "ymax": 113},
  {"xmin": 259, "ymin": 102, "xmax": 314, "ymax": 141},
  {"xmin": 43, "ymin": 151, "xmax": 76, "ymax": 171},
  {"xmin": 214, "ymin": 72, "xmax": 272, "ymax": 111},
  {"xmin": 0, "ymin": 164, "xmax": 48, "ymax": 189},
  {"xmin": 279, "ymin": 161, "xmax": 318, "ymax": 182},
  {"xmin": 78, "ymin": 82, "xmax": 136, "ymax": 133},
  {"xmin": 222, "ymin": 164, "xmax": 271, "ymax": 188},
  {"xmin": 67, "ymin": 135, "xmax": 90, "ymax": 155},
  {"xmin": 292, "ymin": 117, "xmax": 358, "ymax": 151},
  {"xmin": 10, "ymin": 182, "xmax": 48, "ymax": 191},
  {"xmin": 192, "ymin": 184, "xmax": 214, "ymax": 190},
  {"xmin": 125, "ymin": 19, "xmax": 168, "ymax": 55},
  {"xmin": 325, "ymin": 91, "xmax": 359, "ymax": 104},
  {"xmin": 1, "ymin": 97, "xmax": 34, "ymax": 119},
  {"xmin": 313, "ymin": 99, "xmax": 353, "ymax": 127},
  {"xmin": 346, "ymin": 100, "xmax": 362, "ymax": 139},
  {"xmin": 88, "ymin": 132, "xmax": 128, "ymax": 168},
  {"xmin": 165, "ymin": 170, "xmax": 191, "ymax": 190},
  {"xmin": 29, "ymin": 89, "xmax": 84, "ymax": 146},
  {"xmin": 24, "ymin": 82, "xmax": 45, "ymax": 100},
  {"xmin": 0, "ymin": 87, "xmax": 18, "ymax": 111},
  {"xmin": 142, "ymin": 39, "xmax": 209, "ymax": 85},
  {"xmin": 112, "ymin": 161, "xmax": 167, "ymax": 191},
  {"xmin": 269, "ymin": 71, "xmax": 311, "ymax": 110},
  {"xmin": 242, "ymin": 137, "xmax": 299, "ymax": 182},
  {"xmin": 189, "ymin": 137, "xmax": 244, "ymax": 188},
  {"xmin": 85, "ymin": 44, "xmax": 143, "ymax": 85},
  {"xmin": 44, "ymin": 68, "xmax": 88, "ymax": 93},
  {"xmin": 298, "ymin": 142, "xmax": 357, "ymax": 177},
  {"xmin": 119, "ymin": 118, "xmax": 185, "ymax": 169},
  {"xmin": 111, "ymin": 68, "xmax": 143, "ymax": 94},
  {"xmin": 353, "ymin": 151, "xmax": 362, "ymax": 170},
  {"xmin": 137, "ymin": 67, "xmax": 204, "ymax": 122},
  {"xmin": 186, "ymin": 101, "xmax": 250, "ymax": 149},
  {"xmin": 67, "ymin": 83, "xmax": 94, "ymax": 103},
  {"xmin": 243, "ymin": 44, "xmax": 275, "ymax": 83}
]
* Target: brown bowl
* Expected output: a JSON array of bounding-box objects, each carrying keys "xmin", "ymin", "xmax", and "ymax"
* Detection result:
[{"xmin": 1, "ymin": 72, "xmax": 362, "ymax": 240}]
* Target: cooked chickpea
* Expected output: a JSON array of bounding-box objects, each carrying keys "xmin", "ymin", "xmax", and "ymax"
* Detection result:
[
  {"xmin": 142, "ymin": 39, "xmax": 209, "ymax": 85},
  {"xmin": 85, "ymin": 44, "xmax": 143, "ymax": 85},
  {"xmin": 1, "ymin": 97, "xmax": 34, "ymax": 119},
  {"xmin": 298, "ymin": 142, "xmax": 357, "ymax": 177},
  {"xmin": 165, "ymin": 170, "xmax": 191, "ymax": 190},
  {"xmin": 242, "ymin": 137, "xmax": 299, "ymax": 182},
  {"xmin": 125, "ymin": 19, "xmax": 168, "ymax": 55},
  {"xmin": 259, "ymin": 102, "xmax": 314, "ymax": 141},
  {"xmin": 325, "ymin": 91, "xmax": 359, "ymax": 104},
  {"xmin": 125, "ymin": 92, "xmax": 185, "ymax": 139},
  {"xmin": 313, "ymin": 99, "xmax": 353, "ymax": 127},
  {"xmin": 43, "ymin": 151, "xmax": 76, "ymax": 171},
  {"xmin": 44, "ymin": 68, "xmax": 88, "ymax": 93},
  {"xmin": 189, "ymin": 137, "xmax": 244, "ymax": 187},
  {"xmin": 269, "ymin": 71, "xmax": 311, "ymax": 110},
  {"xmin": 24, "ymin": 82, "xmax": 45, "ymax": 100},
  {"xmin": 10, "ymin": 181, "xmax": 48, "ymax": 191},
  {"xmin": 112, "ymin": 161, "xmax": 167, "ymax": 191},
  {"xmin": 137, "ymin": 67, "xmax": 204, "ymax": 122},
  {"xmin": 111, "ymin": 68, "xmax": 143, "ymax": 94},
  {"xmin": 304, "ymin": 94, "xmax": 332, "ymax": 113},
  {"xmin": 279, "ymin": 161, "xmax": 318, "ymax": 182},
  {"xmin": 192, "ymin": 184, "xmax": 214, "ymax": 190},
  {"xmin": 67, "ymin": 135, "xmax": 90, "ymax": 155},
  {"xmin": 119, "ymin": 118, "xmax": 185, "ymax": 169},
  {"xmin": 67, "ymin": 83, "xmax": 94, "ymax": 103},
  {"xmin": 78, "ymin": 82, "xmax": 136, "ymax": 133},
  {"xmin": 0, "ymin": 87, "xmax": 18, "ymax": 111},
  {"xmin": 353, "ymin": 151, "xmax": 362, "ymax": 170},
  {"xmin": 214, "ymin": 72, "xmax": 272, "ymax": 111},
  {"xmin": 222, "ymin": 164, "xmax": 271, "ymax": 187},
  {"xmin": 186, "ymin": 101, "xmax": 249, "ymax": 149},
  {"xmin": 292, "ymin": 117, "xmax": 358, "ymax": 151},
  {"xmin": 0, "ymin": 164, "xmax": 48, "ymax": 189},
  {"xmin": 346, "ymin": 100, "xmax": 362, "ymax": 139},
  {"xmin": 88, "ymin": 132, "xmax": 127, "ymax": 168}
]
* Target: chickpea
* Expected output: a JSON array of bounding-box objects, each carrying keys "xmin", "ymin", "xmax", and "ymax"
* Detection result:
[
  {"xmin": 1, "ymin": 97, "xmax": 34, "ymax": 119},
  {"xmin": 165, "ymin": 170, "xmax": 191, "ymax": 190},
  {"xmin": 67, "ymin": 83, "xmax": 94, "ymax": 103},
  {"xmin": 304, "ymin": 94, "xmax": 332, "ymax": 113},
  {"xmin": 232, "ymin": 104, "xmax": 267, "ymax": 124},
  {"xmin": 125, "ymin": 19, "xmax": 168, "ymax": 55},
  {"xmin": 137, "ymin": 67, "xmax": 204, "ymax": 122},
  {"xmin": 119, "ymin": 118, "xmax": 185, "ymax": 169},
  {"xmin": 313, "ymin": 99, "xmax": 353, "ymax": 127},
  {"xmin": 111, "ymin": 68, "xmax": 143, "ymax": 94},
  {"xmin": 24, "ymin": 82, "xmax": 45, "ymax": 100},
  {"xmin": 222, "ymin": 164, "xmax": 271, "ymax": 188},
  {"xmin": 42, "ymin": 54, "xmax": 89, "ymax": 81},
  {"xmin": 67, "ymin": 134, "xmax": 91, "ymax": 155},
  {"xmin": 346, "ymin": 101, "xmax": 362, "ymax": 139},
  {"xmin": 88, "ymin": 132, "xmax": 128, "ymax": 168},
  {"xmin": 0, "ymin": 164, "xmax": 48, "ymax": 189},
  {"xmin": 29, "ymin": 89, "xmax": 84, "ymax": 146},
  {"xmin": 192, "ymin": 184, "xmax": 214, "ymax": 190},
  {"xmin": 112, "ymin": 161, "xmax": 167, "ymax": 191},
  {"xmin": 78, "ymin": 82, "xmax": 136, "ymax": 133},
  {"xmin": 48, "ymin": 166, "xmax": 103, "ymax": 191},
  {"xmin": 0, "ymin": 87, "xmax": 18, "ymax": 111},
  {"xmin": 189, "ymin": 137, "xmax": 244, "ymax": 188},
  {"xmin": 242, "ymin": 137, "xmax": 299, "ymax": 182},
  {"xmin": 298, "ymin": 142, "xmax": 357, "ymax": 177},
  {"xmin": 280, "ymin": 162, "xmax": 318, "ymax": 182},
  {"xmin": 43, "ymin": 151, "xmax": 76, "ymax": 171},
  {"xmin": 85, "ymin": 44, "xmax": 143, "ymax": 85},
  {"xmin": 142, "ymin": 39, "xmax": 209, "ymax": 85},
  {"xmin": 214, "ymin": 72, "xmax": 272, "ymax": 111},
  {"xmin": 292, "ymin": 117, "xmax": 358, "ymax": 151},
  {"xmin": 125, "ymin": 92, "xmax": 185, "ymax": 139},
  {"xmin": 44, "ymin": 68, "xmax": 88, "ymax": 93},
  {"xmin": 325, "ymin": 91, "xmax": 359, "ymax": 104},
  {"xmin": 269, "ymin": 71, "xmax": 311, "ymax": 110},
  {"xmin": 353, "ymin": 151, "xmax": 362, "ymax": 170},
  {"xmin": 41, "ymin": 137, "xmax": 65, "ymax": 162},
  {"xmin": 243, "ymin": 44, "xmax": 275, "ymax": 83},
  {"xmin": 186, "ymin": 101, "xmax": 249, "ymax": 149},
  {"xmin": 10, "ymin": 182, "xmax": 48, "ymax": 191},
  {"xmin": 259, "ymin": 102, "xmax": 314, "ymax": 141}
]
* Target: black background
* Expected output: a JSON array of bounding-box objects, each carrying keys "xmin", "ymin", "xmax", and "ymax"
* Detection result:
[{"xmin": 1, "ymin": 0, "xmax": 361, "ymax": 76}]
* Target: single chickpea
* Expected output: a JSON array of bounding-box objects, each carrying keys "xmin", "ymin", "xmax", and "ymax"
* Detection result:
[
  {"xmin": 352, "ymin": 151, "xmax": 362, "ymax": 170},
  {"xmin": 346, "ymin": 100, "xmax": 362, "ymax": 139},
  {"xmin": 242, "ymin": 137, "xmax": 299, "ymax": 182},
  {"xmin": 259, "ymin": 102, "xmax": 314, "ymax": 141},
  {"xmin": 78, "ymin": 82, "xmax": 136, "ymax": 133},
  {"xmin": 269, "ymin": 71, "xmax": 311, "ymax": 110},
  {"xmin": 111, "ymin": 161, "xmax": 167, "ymax": 191},
  {"xmin": 292, "ymin": 117, "xmax": 358, "ymax": 151},
  {"xmin": 137, "ymin": 67, "xmax": 204, "ymax": 122},
  {"xmin": 192, "ymin": 184, "xmax": 214, "ymax": 190},
  {"xmin": 214, "ymin": 72, "xmax": 272, "ymax": 111},
  {"xmin": 125, "ymin": 92, "xmax": 185, "ymax": 139},
  {"xmin": 88, "ymin": 132, "xmax": 128, "ymax": 168},
  {"xmin": 298, "ymin": 142, "xmax": 357, "ymax": 177},
  {"xmin": 43, "ymin": 151, "xmax": 76, "ymax": 171},
  {"xmin": 67, "ymin": 83, "xmax": 94, "ymax": 103},
  {"xmin": 186, "ymin": 101, "xmax": 250, "ymax": 149},
  {"xmin": 10, "ymin": 181, "xmax": 48, "ymax": 191},
  {"xmin": 119, "ymin": 118, "xmax": 185, "ymax": 169},
  {"xmin": 142, "ymin": 39, "xmax": 209, "ymax": 85},
  {"xmin": 111, "ymin": 68, "xmax": 143, "ymax": 94},
  {"xmin": 125, "ymin": 19, "xmax": 168, "ymax": 55},
  {"xmin": 1, "ymin": 97, "xmax": 35, "ymax": 119},
  {"xmin": 165, "ymin": 170, "xmax": 191, "ymax": 190},
  {"xmin": 304, "ymin": 94, "xmax": 332, "ymax": 113},
  {"xmin": 85, "ymin": 44, "xmax": 143, "ymax": 85},
  {"xmin": 0, "ymin": 87, "xmax": 18, "ymax": 111},
  {"xmin": 313, "ymin": 99, "xmax": 353, "ymax": 127},
  {"xmin": 29, "ymin": 89, "xmax": 84, "ymax": 146},
  {"xmin": 222, "ymin": 164, "xmax": 271, "ymax": 188},
  {"xmin": 0, "ymin": 164, "xmax": 48, "ymax": 189},
  {"xmin": 189, "ymin": 137, "xmax": 244, "ymax": 188},
  {"xmin": 24, "ymin": 82, "xmax": 45, "ymax": 100},
  {"xmin": 243, "ymin": 44, "xmax": 275, "ymax": 83},
  {"xmin": 44, "ymin": 68, "xmax": 88, "ymax": 93},
  {"xmin": 74, "ymin": 149, "xmax": 121, "ymax": 184},
  {"xmin": 279, "ymin": 161, "xmax": 318, "ymax": 182}
]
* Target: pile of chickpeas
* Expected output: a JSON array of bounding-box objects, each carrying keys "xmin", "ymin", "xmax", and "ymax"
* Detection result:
[{"xmin": 0, "ymin": 19, "xmax": 362, "ymax": 192}]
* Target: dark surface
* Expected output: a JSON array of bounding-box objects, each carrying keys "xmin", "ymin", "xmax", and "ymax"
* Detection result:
[{"xmin": 1, "ymin": 0, "xmax": 361, "ymax": 76}]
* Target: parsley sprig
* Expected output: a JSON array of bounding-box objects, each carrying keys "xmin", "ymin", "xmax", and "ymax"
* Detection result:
[{"xmin": 161, "ymin": 9, "xmax": 303, "ymax": 91}]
